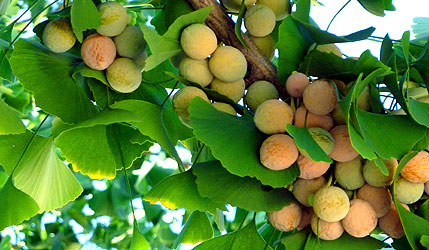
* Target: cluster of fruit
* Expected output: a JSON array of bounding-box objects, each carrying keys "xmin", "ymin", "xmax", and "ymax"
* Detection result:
[
  {"xmin": 42, "ymin": 2, "xmax": 146, "ymax": 93},
  {"xmin": 262, "ymin": 72, "xmax": 429, "ymax": 240}
]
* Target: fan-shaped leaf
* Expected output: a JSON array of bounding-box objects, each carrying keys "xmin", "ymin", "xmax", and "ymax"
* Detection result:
[
  {"xmin": 0, "ymin": 98, "xmax": 25, "ymax": 135},
  {"xmin": 173, "ymin": 211, "xmax": 213, "ymax": 247}
]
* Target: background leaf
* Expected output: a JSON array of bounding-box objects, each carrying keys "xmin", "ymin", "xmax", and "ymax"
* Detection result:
[
  {"xmin": 0, "ymin": 97, "xmax": 25, "ymax": 135},
  {"xmin": 173, "ymin": 211, "xmax": 213, "ymax": 247},
  {"xmin": 70, "ymin": 0, "xmax": 100, "ymax": 42}
]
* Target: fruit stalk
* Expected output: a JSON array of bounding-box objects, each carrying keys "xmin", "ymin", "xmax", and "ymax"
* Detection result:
[{"xmin": 186, "ymin": 0, "xmax": 287, "ymax": 98}]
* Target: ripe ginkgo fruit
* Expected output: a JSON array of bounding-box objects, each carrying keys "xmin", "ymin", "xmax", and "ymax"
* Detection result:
[
  {"xmin": 210, "ymin": 78, "xmax": 245, "ymax": 103},
  {"xmin": 250, "ymin": 35, "xmax": 275, "ymax": 60},
  {"xmin": 268, "ymin": 202, "xmax": 302, "ymax": 232},
  {"xmin": 286, "ymin": 72, "xmax": 310, "ymax": 98},
  {"xmin": 293, "ymin": 177, "xmax": 327, "ymax": 207},
  {"xmin": 173, "ymin": 86, "xmax": 210, "ymax": 125},
  {"xmin": 335, "ymin": 156, "xmax": 365, "ymax": 190},
  {"xmin": 96, "ymin": 1, "xmax": 128, "ymax": 37},
  {"xmin": 294, "ymin": 106, "xmax": 334, "ymax": 131},
  {"xmin": 179, "ymin": 57, "xmax": 213, "ymax": 87},
  {"xmin": 106, "ymin": 58, "xmax": 142, "ymax": 93},
  {"xmin": 221, "ymin": 0, "xmax": 256, "ymax": 13},
  {"xmin": 311, "ymin": 214, "xmax": 344, "ymax": 240},
  {"xmin": 244, "ymin": 5, "xmax": 276, "ymax": 37},
  {"xmin": 303, "ymin": 80, "xmax": 337, "ymax": 116},
  {"xmin": 180, "ymin": 24, "xmax": 217, "ymax": 60},
  {"xmin": 356, "ymin": 184, "xmax": 392, "ymax": 218},
  {"xmin": 363, "ymin": 158, "xmax": 397, "ymax": 187},
  {"xmin": 260, "ymin": 134, "xmax": 298, "ymax": 170},
  {"xmin": 400, "ymin": 151, "xmax": 429, "ymax": 183},
  {"xmin": 113, "ymin": 26, "xmax": 146, "ymax": 59},
  {"xmin": 313, "ymin": 186, "xmax": 350, "ymax": 222},
  {"xmin": 256, "ymin": 0, "xmax": 290, "ymax": 20},
  {"xmin": 329, "ymin": 125, "xmax": 359, "ymax": 162},
  {"xmin": 297, "ymin": 155, "xmax": 330, "ymax": 180},
  {"xmin": 209, "ymin": 46, "xmax": 247, "ymax": 83},
  {"xmin": 42, "ymin": 18, "xmax": 76, "ymax": 53},
  {"xmin": 245, "ymin": 80, "xmax": 279, "ymax": 112},
  {"xmin": 212, "ymin": 102, "xmax": 236, "ymax": 115},
  {"xmin": 81, "ymin": 34, "xmax": 116, "ymax": 70},
  {"xmin": 379, "ymin": 202, "xmax": 409, "ymax": 239},
  {"xmin": 394, "ymin": 177, "xmax": 424, "ymax": 204},
  {"xmin": 254, "ymin": 99, "xmax": 293, "ymax": 134},
  {"xmin": 299, "ymin": 127, "xmax": 334, "ymax": 158},
  {"xmin": 341, "ymin": 199, "xmax": 377, "ymax": 238}
]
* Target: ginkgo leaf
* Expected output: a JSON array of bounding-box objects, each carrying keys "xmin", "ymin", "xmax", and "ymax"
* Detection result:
[
  {"xmin": 0, "ymin": 98, "xmax": 25, "ymax": 135},
  {"xmin": 130, "ymin": 223, "xmax": 150, "ymax": 250},
  {"xmin": 0, "ymin": 177, "xmax": 39, "ymax": 231}
]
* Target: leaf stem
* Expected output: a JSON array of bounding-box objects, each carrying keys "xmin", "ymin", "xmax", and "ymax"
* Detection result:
[
  {"xmin": 161, "ymin": 81, "xmax": 179, "ymax": 107},
  {"xmin": 326, "ymin": 0, "xmax": 351, "ymax": 31},
  {"xmin": 192, "ymin": 143, "xmax": 205, "ymax": 165}
]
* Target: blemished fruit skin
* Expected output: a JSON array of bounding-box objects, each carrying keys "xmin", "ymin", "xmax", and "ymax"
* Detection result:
[
  {"xmin": 250, "ymin": 35, "xmax": 275, "ymax": 60},
  {"xmin": 297, "ymin": 155, "xmax": 330, "ymax": 180},
  {"xmin": 313, "ymin": 186, "xmax": 350, "ymax": 222},
  {"xmin": 329, "ymin": 125, "xmax": 359, "ymax": 162},
  {"xmin": 81, "ymin": 34, "xmax": 116, "ymax": 70},
  {"xmin": 210, "ymin": 78, "xmax": 245, "ymax": 103},
  {"xmin": 356, "ymin": 184, "xmax": 392, "ymax": 218},
  {"xmin": 294, "ymin": 106, "xmax": 334, "ymax": 131},
  {"xmin": 179, "ymin": 57, "xmax": 213, "ymax": 87},
  {"xmin": 180, "ymin": 24, "xmax": 217, "ymax": 60},
  {"xmin": 335, "ymin": 156, "xmax": 365, "ymax": 190},
  {"xmin": 394, "ymin": 177, "xmax": 424, "ymax": 204},
  {"xmin": 400, "ymin": 151, "xmax": 429, "ymax": 183},
  {"xmin": 221, "ymin": 0, "xmax": 256, "ymax": 13},
  {"xmin": 106, "ymin": 58, "xmax": 142, "ymax": 93},
  {"xmin": 303, "ymin": 79, "xmax": 337, "ymax": 116},
  {"xmin": 286, "ymin": 72, "xmax": 310, "ymax": 98},
  {"xmin": 113, "ymin": 26, "xmax": 146, "ymax": 59},
  {"xmin": 311, "ymin": 214, "xmax": 344, "ymax": 240},
  {"xmin": 256, "ymin": 0, "xmax": 290, "ymax": 20},
  {"xmin": 341, "ymin": 199, "xmax": 377, "ymax": 238},
  {"xmin": 299, "ymin": 127, "xmax": 334, "ymax": 158},
  {"xmin": 253, "ymin": 99, "xmax": 293, "ymax": 134},
  {"xmin": 245, "ymin": 80, "xmax": 279, "ymax": 112},
  {"xmin": 268, "ymin": 203, "xmax": 302, "ymax": 232},
  {"xmin": 42, "ymin": 18, "xmax": 76, "ymax": 53},
  {"xmin": 173, "ymin": 86, "xmax": 210, "ymax": 125},
  {"xmin": 209, "ymin": 46, "xmax": 247, "ymax": 83},
  {"xmin": 244, "ymin": 5, "xmax": 276, "ymax": 37},
  {"xmin": 212, "ymin": 102, "xmax": 236, "ymax": 115},
  {"xmin": 259, "ymin": 134, "xmax": 298, "ymax": 170},
  {"xmin": 96, "ymin": 2, "xmax": 128, "ymax": 37},
  {"xmin": 293, "ymin": 177, "xmax": 327, "ymax": 207},
  {"xmin": 379, "ymin": 202, "xmax": 409, "ymax": 239},
  {"xmin": 363, "ymin": 158, "xmax": 397, "ymax": 187}
]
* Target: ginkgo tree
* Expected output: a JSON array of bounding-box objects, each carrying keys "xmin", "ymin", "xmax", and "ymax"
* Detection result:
[{"xmin": 0, "ymin": 0, "xmax": 429, "ymax": 249}]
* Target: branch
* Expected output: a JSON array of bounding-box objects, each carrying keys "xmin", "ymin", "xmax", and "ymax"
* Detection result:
[{"xmin": 186, "ymin": 0, "xmax": 288, "ymax": 98}]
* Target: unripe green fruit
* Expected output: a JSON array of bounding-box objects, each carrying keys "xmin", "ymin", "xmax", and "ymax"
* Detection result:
[
  {"xmin": 268, "ymin": 202, "xmax": 302, "ymax": 232},
  {"xmin": 97, "ymin": 2, "xmax": 128, "ymax": 37},
  {"xmin": 394, "ymin": 176, "xmax": 424, "ymax": 204},
  {"xmin": 299, "ymin": 127, "xmax": 334, "ymax": 158},
  {"xmin": 379, "ymin": 202, "xmax": 409, "ymax": 239},
  {"xmin": 221, "ymin": 0, "xmax": 256, "ymax": 13},
  {"xmin": 363, "ymin": 158, "xmax": 397, "ymax": 187},
  {"xmin": 293, "ymin": 177, "xmax": 327, "ymax": 207},
  {"xmin": 210, "ymin": 78, "xmax": 245, "ymax": 103},
  {"xmin": 313, "ymin": 186, "xmax": 350, "ymax": 222},
  {"xmin": 106, "ymin": 58, "xmax": 142, "ymax": 93},
  {"xmin": 303, "ymin": 79, "xmax": 337, "ymax": 116},
  {"xmin": 335, "ymin": 156, "xmax": 365, "ymax": 190},
  {"xmin": 286, "ymin": 72, "xmax": 310, "ymax": 98},
  {"xmin": 256, "ymin": 0, "xmax": 290, "ymax": 21},
  {"xmin": 81, "ymin": 34, "xmax": 116, "ymax": 70},
  {"xmin": 341, "ymin": 199, "xmax": 377, "ymax": 238},
  {"xmin": 294, "ymin": 106, "xmax": 334, "ymax": 131},
  {"xmin": 113, "ymin": 26, "xmax": 146, "ymax": 59},
  {"xmin": 180, "ymin": 24, "xmax": 217, "ymax": 60},
  {"xmin": 179, "ymin": 57, "xmax": 213, "ymax": 87},
  {"xmin": 212, "ymin": 102, "xmax": 236, "ymax": 115},
  {"xmin": 357, "ymin": 184, "xmax": 392, "ymax": 218},
  {"xmin": 329, "ymin": 125, "xmax": 359, "ymax": 163},
  {"xmin": 357, "ymin": 86, "xmax": 371, "ymax": 111},
  {"xmin": 250, "ymin": 35, "xmax": 275, "ymax": 60},
  {"xmin": 316, "ymin": 44, "xmax": 342, "ymax": 57},
  {"xmin": 209, "ymin": 46, "xmax": 247, "ymax": 83},
  {"xmin": 297, "ymin": 155, "xmax": 330, "ymax": 180},
  {"xmin": 259, "ymin": 134, "xmax": 298, "ymax": 170},
  {"xmin": 331, "ymin": 104, "xmax": 347, "ymax": 125},
  {"xmin": 173, "ymin": 86, "xmax": 210, "ymax": 125},
  {"xmin": 311, "ymin": 214, "xmax": 344, "ymax": 240},
  {"xmin": 42, "ymin": 18, "xmax": 76, "ymax": 53},
  {"xmin": 254, "ymin": 99, "xmax": 293, "ymax": 134},
  {"xmin": 244, "ymin": 5, "xmax": 276, "ymax": 37},
  {"xmin": 245, "ymin": 80, "xmax": 279, "ymax": 112}
]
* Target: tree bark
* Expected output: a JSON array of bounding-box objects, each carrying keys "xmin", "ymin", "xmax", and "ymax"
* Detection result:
[{"xmin": 186, "ymin": 0, "xmax": 288, "ymax": 98}]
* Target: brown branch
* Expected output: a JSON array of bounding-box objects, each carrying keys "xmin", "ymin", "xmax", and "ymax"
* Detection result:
[{"xmin": 187, "ymin": 0, "xmax": 288, "ymax": 98}]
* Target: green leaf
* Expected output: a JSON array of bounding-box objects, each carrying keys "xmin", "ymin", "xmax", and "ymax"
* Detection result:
[
  {"xmin": 293, "ymin": 0, "xmax": 311, "ymax": 23},
  {"xmin": 0, "ymin": 49, "xmax": 15, "ymax": 82},
  {"xmin": 277, "ymin": 16, "xmax": 310, "ymax": 83},
  {"xmin": 130, "ymin": 224, "xmax": 150, "ymax": 250},
  {"xmin": 10, "ymin": 39, "xmax": 97, "ymax": 123},
  {"xmin": 356, "ymin": 109, "xmax": 427, "ymax": 160},
  {"xmin": 416, "ymin": 200, "xmax": 429, "ymax": 221},
  {"xmin": 70, "ymin": 0, "xmax": 100, "ymax": 42},
  {"xmin": 193, "ymin": 161, "xmax": 293, "ymax": 212},
  {"xmin": 164, "ymin": 0, "xmax": 193, "ymax": 28},
  {"xmin": 234, "ymin": 1, "xmax": 249, "ymax": 49},
  {"xmin": 286, "ymin": 125, "xmax": 332, "ymax": 163},
  {"xmin": 74, "ymin": 64, "xmax": 107, "ymax": 85},
  {"xmin": 421, "ymin": 235, "xmax": 429, "ymax": 248},
  {"xmin": 394, "ymin": 196, "xmax": 429, "ymax": 250},
  {"xmin": 173, "ymin": 211, "xmax": 213, "ymax": 247},
  {"xmin": 0, "ymin": 98, "xmax": 25, "ymax": 135},
  {"xmin": 193, "ymin": 220, "xmax": 273, "ymax": 250},
  {"xmin": 143, "ymin": 170, "xmax": 226, "ymax": 214},
  {"xmin": 281, "ymin": 229, "xmax": 309, "ymax": 250},
  {"xmin": 189, "ymin": 98, "xmax": 300, "ymax": 188},
  {"xmin": 409, "ymin": 99, "xmax": 429, "ymax": 127},
  {"xmin": 357, "ymin": 0, "xmax": 395, "ymax": 16},
  {"xmin": 0, "ymin": 177, "xmax": 39, "ymax": 231}
]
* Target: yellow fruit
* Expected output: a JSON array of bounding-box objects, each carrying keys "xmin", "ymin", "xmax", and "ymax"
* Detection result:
[
  {"xmin": 303, "ymin": 80, "xmax": 337, "ymax": 116},
  {"xmin": 293, "ymin": 177, "xmax": 327, "ymax": 207},
  {"xmin": 329, "ymin": 125, "xmax": 359, "ymax": 163},
  {"xmin": 357, "ymin": 184, "xmax": 392, "ymax": 218},
  {"xmin": 259, "ymin": 134, "xmax": 298, "ymax": 170},
  {"xmin": 113, "ymin": 26, "xmax": 146, "ymax": 59},
  {"xmin": 311, "ymin": 214, "xmax": 344, "ymax": 240},
  {"xmin": 244, "ymin": 5, "xmax": 276, "ymax": 37},
  {"xmin": 81, "ymin": 34, "xmax": 116, "ymax": 70},
  {"xmin": 313, "ymin": 186, "xmax": 350, "ymax": 222},
  {"xmin": 106, "ymin": 58, "xmax": 142, "ymax": 93},
  {"xmin": 180, "ymin": 24, "xmax": 217, "ymax": 60},
  {"xmin": 299, "ymin": 127, "xmax": 334, "ymax": 158},
  {"xmin": 210, "ymin": 78, "xmax": 245, "ymax": 102},
  {"xmin": 245, "ymin": 80, "xmax": 279, "ymax": 112},
  {"xmin": 97, "ymin": 2, "xmax": 128, "ymax": 37},
  {"xmin": 209, "ymin": 46, "xmax": 247, "ymax": 83},
  {"xmin": 394, "ymin": 176, "xmax": 424, "ymax": 204},
  {"xmin": 400, "ymin": 151, "xmax": 429, "ymax": 183},
  {"xmin": 341, "ymin": 199, "xmax": 377, "ymax": 238},
  {"xmin": 286, "ymin": 72, "xmax": 310, "ymax": 98},
  {"xmin": 254, "ymin": 99, "xmax": 293, "ymax": 134},
  {"xmin": 179, "ymin": 57, "xmax": 213, "ymax": 87},
  {"xmin": 294, "ymin": 106, "xmax": 334, "ymax": 131},
  {"xmin": 268, "ymin": 203, "xmax": 302, "ymax": 232},
  {"xmin": 221, "ymin": 0, "xmax": 256, "ymax": 13},
  {"xmin": 212, "ymin": 102, "xmax": 236, "ymax": 115},
  {"xmin": 256, "ymin": 0, "xmax": 290, "ymax": 20},
  {"xmin": 42, "ymin": 18, "xmax": 76, "ymax": 53},
  {"xmin": 297, "ymin": 155, "xmax": 331, "ymax": 180},
  {"xmin": 250, "ymin": 35, "xmax": 275, "ymax": 60},
  {"xmin": 173, "ymin": 86, "xmax": 210, "ymax": 125},
  {"xmin": 316, "ymin": 44, "xmax": 342, "ymax": 57}
]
